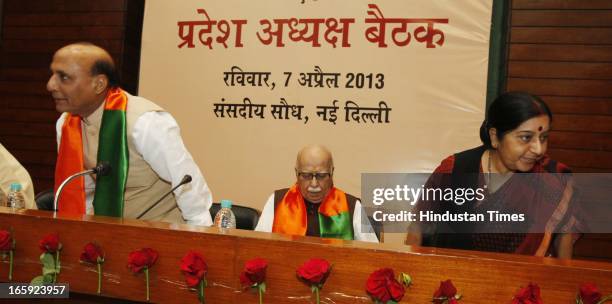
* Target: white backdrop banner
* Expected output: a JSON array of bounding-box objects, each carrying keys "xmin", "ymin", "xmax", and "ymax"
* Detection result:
[{"xmin": 140, "ymin": 0, "xmax": 492, "ymax": 213}]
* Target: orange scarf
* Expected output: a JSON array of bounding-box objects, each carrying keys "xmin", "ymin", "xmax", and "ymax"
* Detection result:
[
  {"xmin": 272, "ymin": 184, "xmax": 351, "ymax": 237},
  {"xmin": 54, "ymin": 115, "xmax": 86, "ymax": 214}
]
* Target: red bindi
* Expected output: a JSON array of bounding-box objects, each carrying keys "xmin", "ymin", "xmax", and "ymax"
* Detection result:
[{"xmin": 538, "ymin": 126, "xmax": 543, "ymax": 131}]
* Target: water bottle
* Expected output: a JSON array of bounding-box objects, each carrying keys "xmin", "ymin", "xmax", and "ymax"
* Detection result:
[
  {"xmin": 7, "ymin": 183, "xmax": 25, "ymax": 210},
  {"xmin": 213, "ymin": 199, "xmax": 236, "ymax": 228}
]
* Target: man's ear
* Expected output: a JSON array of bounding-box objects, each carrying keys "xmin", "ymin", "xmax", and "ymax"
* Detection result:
[{"xmin": 93, "ymin": 75, "xmax": 109, "ymax": 95}]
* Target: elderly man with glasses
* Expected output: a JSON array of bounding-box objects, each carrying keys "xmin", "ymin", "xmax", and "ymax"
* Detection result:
[{"xmin": 255, "ymin": 144, "xmax": 378, "ymax": 242}]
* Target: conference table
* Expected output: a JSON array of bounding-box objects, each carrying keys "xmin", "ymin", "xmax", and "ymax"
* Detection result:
[{"xmin": 0, "ymin": 207, "xmax": 610, "ymax": 303}]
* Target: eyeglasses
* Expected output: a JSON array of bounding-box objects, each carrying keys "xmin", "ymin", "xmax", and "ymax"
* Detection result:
[{"xmin": 297, "ymin": 172, "xmax": 332, "ymax": 181}]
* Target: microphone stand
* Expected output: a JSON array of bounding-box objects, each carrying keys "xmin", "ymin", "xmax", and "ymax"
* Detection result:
[
  {"xmin": 54, "ymin": 162, "xmax": 110, "ymax": 214},
  {"xmin": 136, "ymin": 175, "xmax": 192, "ymax": 219}
]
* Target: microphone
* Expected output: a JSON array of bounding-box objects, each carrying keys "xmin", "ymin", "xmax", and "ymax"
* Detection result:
[
  {"xmin": 136, "ymin": 175, "xmax": 192, "ymax": 219},
  {"xmin": 93, "ymin": 161, "xmax": 111, "ymax": 176},
  {"xmin": 54, "ymin": 162, "xmax": 111, "ymax": 212}
]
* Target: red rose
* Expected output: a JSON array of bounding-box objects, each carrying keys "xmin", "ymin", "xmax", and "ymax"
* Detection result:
[
  {"xmin": 433, "ymin": 280, "xmax": 459, "ymax": 304},
  {"xmin": 240, "ymin": 258, "xmax": 268, "ymax": 288},
  {"xmin": 579, "ymin": 283, "xmax": 602, "ymax": 304},
  {"xmin": 127, "ymin": 248, "xmax": 158, "ymax": 273},
  {"xmin": 512, "ymin": 283, "xmax": 542, "ymax": 304},
  {"xmin": 80, "ymin": 242, "xmax": 104, "ymax": 264},
  {"xmin": 296, "ymin": 258, "xmax": 331, "ymax": 286},
  {"xmin": 365, "ymin": 268, "xmax": 405, "ymax": 303},
  {"xmin": 39, "ymin": 233, "xmax": 60, "ymax": 253},
  {"xmin": 180, "ymin": 251, "xmax": 207, "ymax": 288},
  {"xmin": 0, "ymin": 230, "xmax": 11, "ymax": 251}
]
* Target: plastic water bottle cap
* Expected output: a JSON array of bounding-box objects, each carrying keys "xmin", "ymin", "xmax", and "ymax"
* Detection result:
[
  {"xmin": 10, "ymin": 183, "xmax": 21, "ymax": 192},
  {"xmin": 220, "ymin": 199, "xmax": 232, "ymax": 208}
]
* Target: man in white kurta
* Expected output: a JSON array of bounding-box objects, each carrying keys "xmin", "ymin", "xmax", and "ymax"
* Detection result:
[{"xmin": 49, "ymin": 43, "xmax": 212, "ymax": 225}]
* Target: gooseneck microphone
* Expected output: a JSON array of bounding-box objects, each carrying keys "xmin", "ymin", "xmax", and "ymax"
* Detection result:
[
  {"xmin": 54, "ymin": 162, "xmax": 111, "ymax": 212},
  {"xmin": 136, "ymin": 175, "xmax": 192, "ymax": 219}
]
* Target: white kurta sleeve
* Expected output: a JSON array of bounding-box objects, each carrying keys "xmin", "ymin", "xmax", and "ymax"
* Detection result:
[
  {"xmin": 132, "ymin": 111, "xmax": 213, "ymax": 226},
  {"xmin": 255, "ymin": 193, "xmax": 275, "ymax": 232},
  {"xmin": 353, "ymin": 200, "xmax": 379, "ymax": 243}
]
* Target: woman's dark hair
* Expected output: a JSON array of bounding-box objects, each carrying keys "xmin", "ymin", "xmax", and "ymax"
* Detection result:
[{"xmin": 479, "ymin": 92, "xmax": 552, "ymax": 148}]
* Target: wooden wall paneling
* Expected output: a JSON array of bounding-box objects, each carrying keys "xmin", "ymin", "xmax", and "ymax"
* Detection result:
[
  {"xmin": 512, "ymin": 0, "xmax": 612, "ymax": 10},
  {"xmin": 36, "ymin": 181, "xmax": 55, "ymax": 193},
  {"xmin": 1, "ymin": 39, "xmax": 124, "ymax": 53},
  {"xmin": 120, "ymin": 0, "xmax": 144, "ymax": 95},
  {"xmin": 8, "ymin": 149, "xmax": 56, "ymax": 166},
  {"xmin": 540, "ymin": 96, "xmax": 612, "ymax": 115},
  {"xmin": 0, "ymin": 108, "xmax": 59, "ymax": 122},
  {"xmin": 553, "ymin": 114, "xmax": 612, "ymax": 133},
  {"xmin": 0, "ymin": 135, "xmax": 56, "ymax": 152},
  {"xmin": 0, "ymin": 52, "xmax": 52, "ymax": 67},
  {"xmin": 20, "ymin": 165, "xmax": 55, "ymax": 179},
  {"xmin": 509, "ymin": 44, "xmax": 612, "ymax": 62},
  {"xmin": 0, "ymin": 122, "xmax": 56, "ymax": 137},
  {"xmin": 508, "ymin": 61, "xmax": 612, "ymax": 79},
  {"xmin": 512, "ymin": 10, "xmax": 612, "ymax": 27},
  {"xmin": 511, "ymin": 28, "xmax": 612, "ymax": 44},
  {"xmin": 2, "ymin": 12, "xmax": 125, "ymax": 27},
  {"xmin": 548, "ymin": 131, "xmax": 612, "ymax": 151},
  {"xmin": 547, "ymin": 148, "xmax": 612, "ymax": 169},
  {"xmin": 0, "ymin": 80, "xmax": 51, "ymax": 95},
  {"xmin": 507, "ymin": 78, "xmax": 612, "ymax": 98},
  {"xmin": 0, "ymin": 68, "xmax": 52, "ymax": 81},
  {"xmin": 2, "ymin": 0, "xmax": 126, "ymax": 13},
  {"xmin": 2, "ymin": 26, "xmax": 125, "ymax": 40}
]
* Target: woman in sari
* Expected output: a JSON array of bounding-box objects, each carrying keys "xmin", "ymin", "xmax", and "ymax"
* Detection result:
[{"xmin": 406, "ymin": 92, "xmax": 579, "ymax": 258}]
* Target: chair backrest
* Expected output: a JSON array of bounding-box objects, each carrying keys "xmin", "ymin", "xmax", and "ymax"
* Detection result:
[
  {"xmin": 209, "ymin": 203, "xmax": 260, "ymax": 230},
  {"xmin": 35, "ymin": 189, "xmax": 54, "ymax": 211}
]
